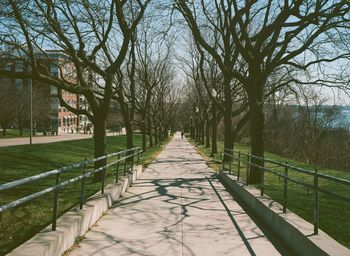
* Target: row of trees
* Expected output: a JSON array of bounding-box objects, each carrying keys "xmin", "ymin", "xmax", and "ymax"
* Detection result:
[
  {"xmin": 175, "ymin": 0, "xmax": 350, "ymax": 183},
  {"xmin": 2, "ymin": 0, "xmax": 350, "ymax": 184},
  {"xmin": 0, "ymin": 0, "xmax": 180, "ymax": 181}
]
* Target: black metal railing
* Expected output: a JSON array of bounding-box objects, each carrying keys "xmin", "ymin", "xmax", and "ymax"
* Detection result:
[
  {"xmin": 220, "ymin": 149, "xmax": 350, "ymax": 235},
  {"xmin": 0, "ymin": 147, "xmax": 142, "ymax": 231}
]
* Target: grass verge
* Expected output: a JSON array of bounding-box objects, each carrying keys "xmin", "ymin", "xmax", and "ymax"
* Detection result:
[
  {"xmin": 0, "ymin": 134, "xmax": 171, "ymax": 255},
  {"xmin": 0, "ymin": 129, "xmax": 31, "ymax": 139},
  {"xmin": 190, "ymin": 139, "xmax": 350, "ymax": 249}
]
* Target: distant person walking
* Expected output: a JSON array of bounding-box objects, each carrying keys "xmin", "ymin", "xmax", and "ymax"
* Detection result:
[{"xmin": 181, "ymin": 130, "xmax": 184, "ymax": 139}]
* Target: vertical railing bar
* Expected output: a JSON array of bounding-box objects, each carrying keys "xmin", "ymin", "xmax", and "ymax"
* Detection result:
[
  {"xmin": 131, "ymin": 148, "xmax": 134, "ymax": 171},
  {"xmin": 246, "ymin": 153, "xmax": 251, "ymax": 186},
  {"xmin": 221, "ymin": 152, "xmax": 225, "ymax": 172},
  {"xmin": 101, "ymin": 152, "xmax": 108, "ymax": 195},
  {"xmin": 260, "ymin": 166, "xmax": 264, "ymax": 196},
  {"xmin": 52, "ymin": 172, "xmax": 61, "ymax": 231},
  {"xmin": 101, "ymin": 166, "xmax": 106, "ymax": 194},
  {"xmin": 283, "ymin": 162, "xmax": 288, "ymax": 213},
  {"xmin": 124, "ymin": 151, "xmax": 127, "ymax": 176},
  {"xmin": 237, "ymin": 151, "xmax": 241, "ymax": 180},
  {"xmin": 115, "ymin": 153, "xmax": 121, "ymax": 183},
  {"xmin": 136, "ymin": 148, "xmax": 140, "ymax": 165},
  {"xmin": 314, "ymin": 168, "xmax": 319, "ymax": 235},
  {"xmin": 229, "ymin": 151, "xmax": 232, "ymax": 174},
  {"xmin": 79, "ymin": 158, "xmax": 87, "ymax": 210}
]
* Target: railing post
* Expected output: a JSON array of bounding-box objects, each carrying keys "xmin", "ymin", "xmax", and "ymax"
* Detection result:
[
  {"xmin": 101, "ymin": 165, "xmax": 107, "ymax": 194},
  {"xmin": 52, "ymin": 172, "xmax": 61, "ymax": 231},
  {"xmin": 314, "ymin": 168, "xmax": 319, "ymax": 235},
  {"xmin": 221, "ymin": 152, "xmax": 225, "ymax": 172},
  {"xmin": 283, "ymin": 162, "xmax": 288, "ymax": 213},
  {"xmin": 246, "ymin": 153, "xmax": 251, "ymax": 186},
  {"xmin": 79, "ymin": 159, "xmax": 87, "ymax": 210},
  {"xmin": 229, "ymin": 151, "xmax": 232, "ymax": 174},
  {"xmin": 131, "ymin": 149, "xmax": 134, "ymax": 171},
  {"xmin": 124, "ymin": 151, "xmax": 127, "ymax": 176},
  {"xmin": 237, "ymin": 151, "xmax": 241, "ymax": 180},
  {"xmin": 136, "ymin": 148, "xmax": 140, "ymax": 165},
  {"xmin": 115, "ymin": 154, "xmax": 121, "ymax": 183}
]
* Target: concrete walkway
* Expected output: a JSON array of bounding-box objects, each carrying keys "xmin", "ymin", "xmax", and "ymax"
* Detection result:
[{"xmin": 68, "ymin": 133, "xmax": 282, "ymax": 256}]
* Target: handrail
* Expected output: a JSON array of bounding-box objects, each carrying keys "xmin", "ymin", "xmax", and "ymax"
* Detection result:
[
  {"xmin": 221, "ymin": 148, "xmax": 350, "ymax": 235},
  {"xmin": 224, "ymin": 150, "xmax": 350, "ymax": 186},
  {"xmin": 0, "ymin": 147, "xmax": 142, "ymax": 231},
  {"xmin": 0, "ymin": 148, "xmax": 136, "ymax": 192}
]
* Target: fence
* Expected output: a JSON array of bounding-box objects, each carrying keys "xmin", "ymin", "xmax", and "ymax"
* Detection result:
[
  {"xmin": 221, "ymin": 149, "xmax": 350, "ymax": 235},
  {"xmin": 0, "ymin": 147, "xmax": 142, "ymax": 231}
]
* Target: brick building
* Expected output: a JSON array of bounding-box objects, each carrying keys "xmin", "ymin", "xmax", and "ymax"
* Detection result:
[{"xmin": 0, "ymin": 46, "xmax": 91, "ymax": 134}]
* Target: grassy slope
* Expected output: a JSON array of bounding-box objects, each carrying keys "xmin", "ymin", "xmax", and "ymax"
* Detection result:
[
  {"xmin": 0, "ymin": 134, "xmax": 169, "ymax": 255},
  {"xmin": 193, "ymin": 140, "xmax": 350, "ymax": 249}
]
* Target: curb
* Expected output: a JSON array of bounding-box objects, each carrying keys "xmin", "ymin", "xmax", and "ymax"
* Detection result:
[
  {"xmin": 218, "ymin": 170, "xmax": 350, "ymax": 256},
  {"xmin": 7, "ymin": 165, "xmax": 143, "ymax": 256}
]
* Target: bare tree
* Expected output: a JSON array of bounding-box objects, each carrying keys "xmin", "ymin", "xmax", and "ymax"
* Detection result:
[
  {"xmin": 176, "ymin": 0, "xmax": 350, "ymax": 183},
  {"xmin": 179, "ymin": 34, "xmax": 247, "ymax": 156},
  {"xmin": 149, "ymin": 70, "xmax": 179, "ymax": 143},
  {"xmin": 133, "ymin": 22, "xmax": 174, "ymax": 151},
  {"xmin": 175, "ymin": 1, "xmax": 242, "ymax": 159},
  {"xmin": 0, "ymin": 0, "xmax": 150, "ymax": 180}
]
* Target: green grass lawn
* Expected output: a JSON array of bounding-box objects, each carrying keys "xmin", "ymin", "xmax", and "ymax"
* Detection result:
[
  {"xmin": 0, "ymin": 129, "xmax": 31, "ymax": 138},
  {"xmin": 192, "ymin": 139, "xmax": 350, "ymax": 249},
  {"xmin": 0, "ymin": 134, "xmax": 169, "ymax": 255}
]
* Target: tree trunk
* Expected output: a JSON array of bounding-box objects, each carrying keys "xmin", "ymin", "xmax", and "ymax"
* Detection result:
[
  {"xmin": 19, "ymin": 121, "xmax": 23, "ymax": 136},
  {"xmin": 223, "ymin": 75, "xmax": 234, "ymax": 161},
  {"xmin": 211, "ymin": 104, "xmax": 218, "ymax": 156},
  {"xmin": 141, "ymin": 116, "xmax": 147, "ymax": 152},
  {"xmin": 2, "ymin": 127, "xmax": 6, "ymax": 136},
  {"xmin": 201, "ymin": 121, "xmax": 205, "ymax": 144},
  {"xmin": 248, "ymin": 100, "xmax": 265, "ymax": 184},
  {"xmin": 93, "ymin": 117, "xmax": 107, "ymax": 182},
  {"xmin": 194, "ymin": 126, "xmax": 197, "ymax": 141},
  {"xmin": 147, "ymin": 116, "xmax": 153, "ymax": 147},
  {"xmin": 163, "ymin": 128, "xmax": 168, "ymax": 140},
  {"xmin": 158, "ymin": 126, "xmax": 163, "ymax": 142},
  {"xmin": 247, "ymin": 70, "xmax": 266, "ymax": 184},
  {"xmin": 124, "ymin": 118, "xmax": 135, "ymax": 166},
  {"xmin": 205, "ymin": 120, "xmax": 210, "ymax": 148},
  {"xmin": 211, "ymin": 122, "xmax": 218, "ymax": 156},
  {"xmin": 155, "ymin": 127, "xmax": 159, "ymax": 145},
  {"xmin": 197, "ymin": 124, "xmax": 201, "ymax": 142},
  {"xmin": 125, "ymin": 120, "xmax": 133, "ymax": 149}
]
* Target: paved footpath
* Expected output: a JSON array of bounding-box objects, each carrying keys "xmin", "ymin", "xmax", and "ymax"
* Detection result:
[
  {"xmin": 69, "ymin": 133, "xmax": 282, "ymax": 256},
  {"xmin": 0, "ymin": 132, "xmax": 122, "ymax": 147}
]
